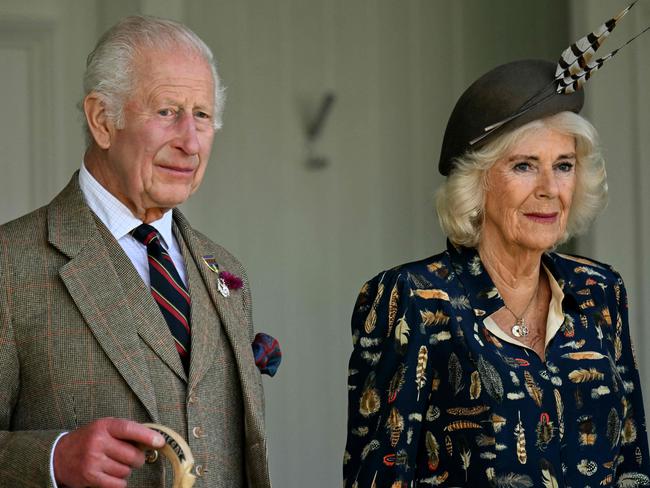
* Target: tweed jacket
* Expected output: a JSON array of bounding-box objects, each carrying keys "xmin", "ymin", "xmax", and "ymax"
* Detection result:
[{"xmin": 0, "ymin": 175, "xmax": 271, "ymax": 487}]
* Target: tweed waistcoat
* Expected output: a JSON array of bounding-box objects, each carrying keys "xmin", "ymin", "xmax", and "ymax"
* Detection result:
[
  {"xmin": 96, "ymin": 220, "xmax": 245, "ymax": 486},
  {"xmin": 178, "ymin": 229, "xmax": 245, "ymax": 487}
]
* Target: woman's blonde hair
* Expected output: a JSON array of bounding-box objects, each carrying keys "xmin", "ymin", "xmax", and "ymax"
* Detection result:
[{"xmin": 435, "ymin": 111, "xmax": 607, "ymax": 248}]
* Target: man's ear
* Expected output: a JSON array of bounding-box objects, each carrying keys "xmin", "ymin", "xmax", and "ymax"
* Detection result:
[{"xmin": 84, "ymin": 93, "xmax": 114, "ymax": 149}]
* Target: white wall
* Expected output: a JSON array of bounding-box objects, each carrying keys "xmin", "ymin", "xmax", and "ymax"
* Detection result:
[
  {"xmin": 571, "ymin": 0, "xmax": 650, "ymax": 417},
  {"xmin": 180, "ymin": 2, "xmax": 568, "ymax": 485},
  {"xmin": 0, "ymin": 0, "xmax": 96, "ymax": 223}
]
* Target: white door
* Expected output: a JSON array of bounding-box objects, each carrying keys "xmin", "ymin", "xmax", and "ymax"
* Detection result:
[{"xmin": 0, "ymin": 1, "xmax": 97, "ymax": 224}]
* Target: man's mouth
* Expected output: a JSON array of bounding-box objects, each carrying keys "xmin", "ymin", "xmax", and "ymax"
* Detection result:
[{"xmin": 157, "ymin": 164, "xmax": 195, "ymax": 175}]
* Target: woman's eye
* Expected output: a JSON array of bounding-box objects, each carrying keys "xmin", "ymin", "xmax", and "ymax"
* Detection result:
[
  {"xmin": 556, "ymin": 161, "xmax": 575, "ymax": 172},
  {"xmin": 513, "ymin": 162, "xmax": 532, "ymax": 172}
]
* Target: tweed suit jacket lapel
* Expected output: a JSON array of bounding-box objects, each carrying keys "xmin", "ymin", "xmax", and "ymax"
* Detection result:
[
  {"xmin": 96, "ymin": 221, "xmax": 187, "ymax": 382},
  {"xmin": 48, "ymin": 175, "xmax": 160, "ymax": 421},
  {"xmin": 173, "ymin": 210, "xmax": 269, "ymax": 475}
]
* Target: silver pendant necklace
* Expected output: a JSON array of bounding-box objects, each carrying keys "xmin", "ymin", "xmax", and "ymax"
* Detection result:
[
  {"xmin": 503, "ymin": 284, "xmax": 538, "ymax": 338},
  {"xmin": 510, "ymin": 317, "xmax": 529, "ymax": 338}
]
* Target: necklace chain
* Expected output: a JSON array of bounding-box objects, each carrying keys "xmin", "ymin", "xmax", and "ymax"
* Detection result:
[{"xmin": 502, "ymin": 283, "xmax": 538, "ymax": 338}]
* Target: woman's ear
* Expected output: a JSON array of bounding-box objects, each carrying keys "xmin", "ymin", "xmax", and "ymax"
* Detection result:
[{"xmin": 83, "ymin": 93, "xmax": 113, "ymax": 149}]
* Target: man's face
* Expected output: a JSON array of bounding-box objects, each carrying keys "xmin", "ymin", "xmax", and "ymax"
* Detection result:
[{"xmin": 98, "ymin": 48, "xmax": 215, "ymax": 220}]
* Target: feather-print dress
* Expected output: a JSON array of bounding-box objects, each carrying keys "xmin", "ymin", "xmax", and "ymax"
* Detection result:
[{"xmin": 344, "ymin": 241, "xmax": 650, "ymax": 487}]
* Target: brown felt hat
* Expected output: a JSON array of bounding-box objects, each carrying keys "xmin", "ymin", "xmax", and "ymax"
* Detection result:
[{"xmin": 438, "ymin": 59, "xmax": 584, "ymax": 176}]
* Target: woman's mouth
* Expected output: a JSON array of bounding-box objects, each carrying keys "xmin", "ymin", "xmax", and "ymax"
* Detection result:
[{"xmin": 524, "ymin": 212, "xmax": 558, "ymax": 224}]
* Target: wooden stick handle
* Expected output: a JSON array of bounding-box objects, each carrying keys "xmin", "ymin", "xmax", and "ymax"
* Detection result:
[{"xmin": 141, "ymin": 423, "xmax": 196, "ymax": 488}]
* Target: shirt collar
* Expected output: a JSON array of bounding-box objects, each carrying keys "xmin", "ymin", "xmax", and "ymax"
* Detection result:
[{"xmin": 78, "ymin": 162, "xmax": 175, "ymax": 249}]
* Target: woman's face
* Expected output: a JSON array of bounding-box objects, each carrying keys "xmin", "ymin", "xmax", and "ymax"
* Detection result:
[{"xmin": 481, "ymin": 128, "xmax": 577, "ymax": 254}]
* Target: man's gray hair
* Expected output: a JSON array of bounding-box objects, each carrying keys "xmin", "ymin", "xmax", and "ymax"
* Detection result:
[
  {"xmin": 435, "ymin": 111, "xmax": 608, "ymax": 248},
  {"xmin": 81, "ymin": 15, "xmax": 225, "ymax": 145}
]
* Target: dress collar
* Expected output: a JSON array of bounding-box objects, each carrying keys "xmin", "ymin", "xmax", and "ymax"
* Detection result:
[
  {"xmin": 540, "ymin": 252, "xmax": 581, "ymax": 307},
  {"xmin": 446, "ymin": 240, "xmax": 579, "ymax": 317},
  {"xmin": 447, "ymin": 240, "xmax": 505, "ymax": 319}
]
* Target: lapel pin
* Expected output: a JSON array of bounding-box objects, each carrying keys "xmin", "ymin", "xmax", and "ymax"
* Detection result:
[
  {"xmin": 202, "ymin": 255, "xmax": 219, "ymax": 273},
  {"xmin": 220, "ymin": 271, "xmax": 243, "ymax": 293},
  {"xmin": 217, "ymin": 277, "xmax": 230, "ymax": 298},
  {"xmin": 203, "ymin": 255, "xmax": 243, "ymax": 297}
]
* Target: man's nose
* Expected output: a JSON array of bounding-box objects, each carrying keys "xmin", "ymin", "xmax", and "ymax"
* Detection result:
[{"xmin": 175, "ymin": 112, "xmax": 200, "ymax": 155}]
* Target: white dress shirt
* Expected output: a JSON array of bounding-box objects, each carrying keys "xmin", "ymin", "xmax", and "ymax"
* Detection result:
[
  {"xmin": 50, "ymin": 164, "xmax": 188, "ymax": 485},
  {"xmin": 78, "ymin": 162, "xmax": 188, "ymax": 286}
]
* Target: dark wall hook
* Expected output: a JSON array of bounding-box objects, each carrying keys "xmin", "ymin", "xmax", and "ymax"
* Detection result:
[{"xmin": 306, "ymin": 92, "xmax": 336, "ymax": 142}]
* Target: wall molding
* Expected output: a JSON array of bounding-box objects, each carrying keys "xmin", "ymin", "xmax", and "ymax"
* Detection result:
[{"xmin": 0, "ymin": 18, "xmax": 55, "ymax": 221}]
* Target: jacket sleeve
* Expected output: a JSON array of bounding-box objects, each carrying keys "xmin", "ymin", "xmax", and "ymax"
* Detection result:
[
  {"xmin": 0, "ymin": 264, "xmax": 62, "ymax": 488},
  {"xmin": 344, "ymin": 271, "xmax": 435, "ymax": 488},
  {"xmin": 612, "ymin": 272, "xmax": 650, "ymax": 482}
]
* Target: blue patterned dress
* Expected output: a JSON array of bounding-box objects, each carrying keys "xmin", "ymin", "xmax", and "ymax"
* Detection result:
[{"xmin": 344, "ymin": 241, "xmax": 650, "ymax": 487}]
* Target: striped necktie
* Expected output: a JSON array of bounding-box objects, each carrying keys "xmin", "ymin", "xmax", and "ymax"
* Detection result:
[{"xmin": 131, "ymin": 224, "xmax": 191, "ymax": 374}]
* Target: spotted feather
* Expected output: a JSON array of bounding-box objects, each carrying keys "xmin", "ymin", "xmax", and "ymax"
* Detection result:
[
  {"xmin": 448, "ymin": 352, "xmax": 463, "ymax": 396},
  {"xmin": 616, "ymin": 472, "xmax": 650, "ymax": 487},
  {"xmin": 606, "ymin": 407, "xmax": 621, "ymax": 447},
  {"xmin": 492, "ymin": 473, "xmax": 533, "ymax": 488},
  {"xmin": 621, "ymin": 418, "xmax": 638, "ymax": 445},
  {"xmin": 386, "ymin": 282, "xmax": 399, "ymax": 337},
  {"xmin": 470, "ymin": 370, "xmax": 482, "ymax": 400},
  {"xmin": 568, "ymin": 368, "xmax": 605, "ymax": 383},
  {"xmin": 446, "ymin": 405, "xmax": 490, "ymax": 416},
  {"xmin": 514, "ymin": 412, "xmax": 527, "ymax": 464},
  {"xmin": 364, "ymin": 281, "xmax": 384, "ymax": 334},
  {"xmin": 478, "ymin": 355, "xmax": 504, "ymax": 402},
  {"xmin": 554, "ymin": 389, "xmax": 564, "ymax": 441},
  {"xmin": 524, "ymin": 371, "xmax": 543, "ymax": 407},
  {"xmin": 387, "ymin": 364, "xmax": 407, "ymax": 404},
  {"xmin": 444, "ymin": 420, "xmax": 482, "ymax": 432},
  {"xmin": 415, "ymin": 346, "xmax": 428, "ymax": 401},
  {"xmin": 386, "ymin": 407, "xmax": 404, "ymax": 447},
  {"xmin": 540, "ymin": 458, "xmax": 559, "ymax": 488},
  {"xmin": 425, "ymin": 431, "xmax": 440, "ymax": 471}
]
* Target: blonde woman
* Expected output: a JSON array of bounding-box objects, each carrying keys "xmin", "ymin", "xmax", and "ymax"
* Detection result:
[{"xmin": 344, "ymin": 58, "xmax": 649, "ymax": 487}]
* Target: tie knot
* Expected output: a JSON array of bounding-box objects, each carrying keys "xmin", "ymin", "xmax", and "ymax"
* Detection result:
[{"xmin": 131, "ymin": 223, "xmax": 160, "ymax": 247}]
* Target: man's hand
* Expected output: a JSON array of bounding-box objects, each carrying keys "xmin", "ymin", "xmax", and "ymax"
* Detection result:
[{"xmin": 53, "ymin": 417, "xmax": 165, "ymax": 488}]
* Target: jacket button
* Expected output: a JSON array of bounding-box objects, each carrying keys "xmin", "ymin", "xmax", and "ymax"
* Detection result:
[
  {"xmin": 187, "ymin": 392, "xmax": 197, "ymax": 404},
  {"xmin": 192, "ymin": 426, "xmax": 205, "ymax": 438},
  {"xmin": 144, "ymin": 449, "xmax": 159, "ymax": 463},
  {"xmin": 195, "ymin": 464, "xmax": 207, "ymax": 477}
]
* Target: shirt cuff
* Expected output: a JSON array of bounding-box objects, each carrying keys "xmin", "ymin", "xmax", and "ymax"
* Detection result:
[{"xmin": 50, "ymin": 432, "xmax": 68, "ymax": 488}]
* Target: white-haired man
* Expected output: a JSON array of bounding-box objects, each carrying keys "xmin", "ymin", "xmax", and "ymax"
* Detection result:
[{"xmin": 0, "ymin": 16, "xmax": 270, "ymax": 488}]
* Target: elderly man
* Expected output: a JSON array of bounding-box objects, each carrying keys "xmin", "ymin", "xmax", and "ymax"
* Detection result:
[{"xmin": 0, "ymin": 16, "xmax": 271, "ymax": 488}]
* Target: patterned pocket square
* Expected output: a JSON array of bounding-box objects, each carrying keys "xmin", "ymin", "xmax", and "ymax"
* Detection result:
[{"xmin": 252, "ymin": 332, "xmax": 282, "ymax": 377}]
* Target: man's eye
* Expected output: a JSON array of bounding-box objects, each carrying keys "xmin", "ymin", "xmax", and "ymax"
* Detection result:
[
  {"xmin": 158, "ymin": 109, "xmax": 174, "ymax": 117},
  {"xmin": 195, "ymin": 111, "xmax": 211, "ymax": 120}
]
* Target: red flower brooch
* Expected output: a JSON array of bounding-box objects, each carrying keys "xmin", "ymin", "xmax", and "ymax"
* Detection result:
[{"xmin": 202, "ymin": 255, "xmax": 243, "ymax": 297}]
